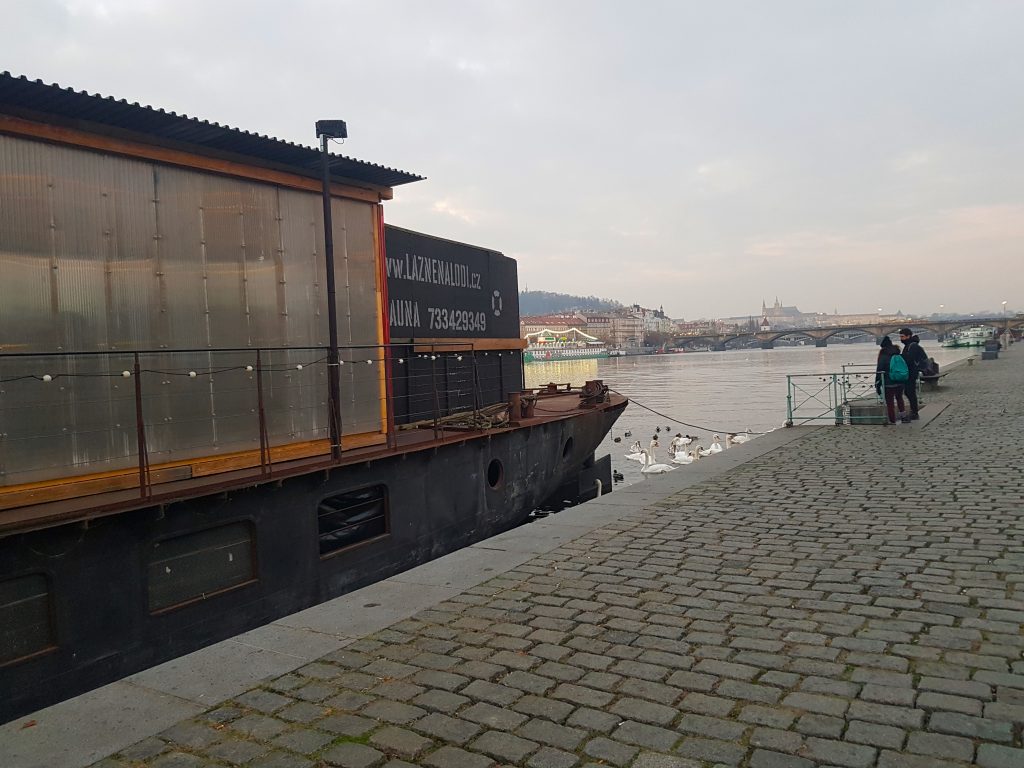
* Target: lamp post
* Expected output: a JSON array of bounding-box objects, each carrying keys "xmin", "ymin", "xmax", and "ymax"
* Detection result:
[
  {"xmin": 316, "ymin": 119, "xmax": 348, "ymax": 461},
  {"xmin": 1003, "ymin": 300, "xmax": 1009, "ymax": 349}
]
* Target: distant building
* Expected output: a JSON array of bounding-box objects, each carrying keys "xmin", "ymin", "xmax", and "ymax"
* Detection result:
[
  {"xmin": 582, "ymin": 311, "xmax": 642, "ymax": 348},
  {"xmin": 520, "ymin": 314, "xmax": 585, "ymax": 336}
]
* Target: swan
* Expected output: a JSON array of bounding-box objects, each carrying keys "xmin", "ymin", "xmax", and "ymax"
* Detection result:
[
  {"xmin": 697, "ymin": 444, "xmax": 713, "ymax": 457},
  {"xmin": 640, "ymin": 450, "xmax": 675, "ymax": 474},
  {"xmin": 630, "ymin": 440, "xmax": 642, "ymax": 453},
  {"xmin": 624, "ymin": 450, "xmax": 645, "ymax": 462},
  {"xmin": 707, "ymin": 434, "xmax": 724, "ymax": 454},
  {"xmin": 671, "ymin": 450, "xmax": 694, "ymax": 465},
  {"xmin": 730, "ymin": 429, "xmax": 753, "ymax": 445}
]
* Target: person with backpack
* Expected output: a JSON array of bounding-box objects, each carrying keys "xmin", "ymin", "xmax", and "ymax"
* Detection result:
[
  {"xmin": 899, "ymin": 327, "xmax": 930, "ymax": 421},
  {"xmin": 876, "ymin": 335, "xmax": 910, "ymax": 424}
]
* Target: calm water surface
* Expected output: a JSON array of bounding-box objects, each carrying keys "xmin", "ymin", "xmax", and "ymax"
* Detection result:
[{"xmin": 524, "ymin": 343, "xmax": 973, "ymax": 487}]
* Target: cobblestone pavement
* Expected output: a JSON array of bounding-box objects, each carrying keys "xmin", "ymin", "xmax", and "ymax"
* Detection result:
[{"xmin": 94, "ymin": 354, "xmax": 1024, "ymax": 768}]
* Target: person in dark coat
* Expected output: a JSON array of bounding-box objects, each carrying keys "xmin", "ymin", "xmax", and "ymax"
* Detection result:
[
  {"xmin": 876, "ymin": 336, "xmax": 908, "ymax": 424},
  {"xmin": 899, "ymin": 327, "xmax": 929, "ymax": 420}
]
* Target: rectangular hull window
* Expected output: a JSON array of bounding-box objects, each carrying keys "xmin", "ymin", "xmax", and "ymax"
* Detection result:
[
  {"xmin": 148, "ymin": 522, "xmax": 255, "ymax": 612},
  {"xmin": 0, "ymin": 574, "xmax": 54, "ymax": 665},
  {"xmin": 319, "ymin": 485, "xmax": 388, "ymax": 556}
]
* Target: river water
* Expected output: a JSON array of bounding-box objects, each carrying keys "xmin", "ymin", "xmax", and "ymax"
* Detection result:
[{"xmin": 524, "ymin": 342, "xmax": 974, "ymax": 488}]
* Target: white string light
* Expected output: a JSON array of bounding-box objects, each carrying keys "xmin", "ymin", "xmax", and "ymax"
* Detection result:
[
  {"xmin": 188, "ymin": 371, "xmax": 197, "ymax": 378},
  {"xmin": 121, "ymin": 370, "xmax": 131, "ymax": 378},
  {"xmin": 42, "ymin": 374, "xmax": 52, "ymax": 382}
]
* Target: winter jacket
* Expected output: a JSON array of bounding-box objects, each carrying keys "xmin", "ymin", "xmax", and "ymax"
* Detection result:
[
  {"xmin": 901, "ymin": 336, "xmax": 930, "ymax": 377},
  {"xmin": 876, "ymin": 346, "xmax": 903, "ymax": 390}
]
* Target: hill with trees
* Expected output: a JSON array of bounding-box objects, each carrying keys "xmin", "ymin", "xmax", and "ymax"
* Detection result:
[{"xmin": 519, "ymin": 290, "xmax": 623, "ymax": 315}]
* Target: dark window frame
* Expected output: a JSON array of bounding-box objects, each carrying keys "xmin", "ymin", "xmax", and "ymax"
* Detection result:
[
  {"xmin": 317, "ymin": 484, "xmax": 390, "ymax": 560},
  {"xmin": 0, "ymin": 570, "xmax": 58, "ymax": 668},
  {"xmin": 146, "ymin": 518, "xmax": 259, "ymax": 616}
]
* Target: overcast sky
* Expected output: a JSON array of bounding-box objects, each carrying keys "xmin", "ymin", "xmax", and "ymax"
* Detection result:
[{"xmin": 5, "ymin": 1, "xmax": 1023, "ymax": 318}]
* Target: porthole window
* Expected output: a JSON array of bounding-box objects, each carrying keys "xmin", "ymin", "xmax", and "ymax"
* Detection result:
[
  {"xmin": 562, "ymin": 436, "xmax": 575, "ymax": 460},
  {"xmin": 148, "ymin": 522, "xmax": 256, "ymax": 613},
  {"xmin": 318, "ymin": 485, "xmax": 388, "ymax": 557},
  {"xmin": 0, "ymin": 573, "xmax": 55, "ymax": 665},
  {"xmin": 487, "ymin": 459, "xmax": 504, "ymax": 489}
]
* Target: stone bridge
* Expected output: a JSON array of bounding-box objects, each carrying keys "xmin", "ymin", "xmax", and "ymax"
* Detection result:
[{"xmin": 675, "ymin": 316, "xmax": 1024, "ymax": 350}]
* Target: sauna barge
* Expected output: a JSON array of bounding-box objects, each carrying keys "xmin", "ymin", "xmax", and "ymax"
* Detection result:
[{"xmin": 0, "ymin": 73, "xmax": 625, "ymax": 722}]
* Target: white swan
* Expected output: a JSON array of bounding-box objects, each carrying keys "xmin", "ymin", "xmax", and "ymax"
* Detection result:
[
  {"xmin": 624, "ymin": 450, "xmax": 645, "ymax": 462},
  {"xmin": 707, "ymin": 434, "xmax": 724, "ymax": 454},
  {"xmin": 729, "ymin": 430, "xmax": 753, "ymax": 445},
  {"xmin": 640, "ymin": 450, "xmax": 675, "ymax": 474},
  {"xmin": 671, "ymin": 450, "xmax": 694, "ymax": 465},
  {"xmin": 697, "ymin": 444, "xmax": 713, "ymax": 457}
]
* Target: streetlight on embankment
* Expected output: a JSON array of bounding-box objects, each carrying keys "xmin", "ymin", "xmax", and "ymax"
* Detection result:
[{"xmin": 1003, "ymin": 300, "xmax": 1009, "ymax": 348}]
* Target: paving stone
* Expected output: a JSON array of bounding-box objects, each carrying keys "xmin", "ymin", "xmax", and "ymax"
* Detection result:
[
  {"xmin": 149, "ymin": 754, "xmax": 208, "ymax": 768},
  {"xmin": 875, "ymin": 752, "xmax": 966, "ymax": 768},
  {"xmin": 159, "ymin": 721, "xmax": 226, "ymax": 750},
  {"xmin": 516, "ymin": 718, "xmax": 587, "ymax": 750},
  {"xmin": 368, "ymin": 726, "xmax": 434, "ymax": 759},
  {"xmin": 550, "ymin": 683, "xmax": 614, "ymax": 708},
  {"xmin": 248, "ymin": 752, "xmax": 314, "ymax": 768},
  {"xmin": 566, "ymin": 707, "xmax": 621, "ymax": 733},
  {"xmin": 674, "ymin": 736, "xmax": 746, "ymax": 766},
  {"xmin": 469, "ymin": 730, "xmax": 539, "ymax": 763},
  {"xmin": 271, "ymin": 727, "xmax": 335, "ymax": 754},
  {"xmin": 582, "ymin": 736, "xmax": 639, "ymax": 767},
  {"xmin": 461, "ymin": 679, "xmax": 523, "ymax": 706},
  {"xmin": 319, "ymin": 745, "xmax": 385, "ymax": 768},
  {"xmin": 119, "ymin": 737, "xmax": 169, "ymax": 761},
  {"xmin": 461, "ymin": 701, "xmax": 528, "ymax": 731},
  {"xmin": 628, "ymin": 754, "xmax": 701, "ymax": 768},
  {"xmin": 410, "ymin": 689, "xmax": 469, "ymax": 713},
  {"xmin": 738, "ymin": 704, "xmax": 795, "ymax": 729},
  {"xmin": 905, "ymin": 731, "xmax": 974, "ymax": 762},
  {"xmin": 748, "ymin": 751, "xmax": 814, "ymax": 768},
  {"xmin": 236, "ymin": 689, "xmax": 295, "ymax": 714},
  {"xmin": 794, "ymin": 713, "xmax": 845, "ymax": 738},
  {"xmin": 976, "ymin": 744, "xmax": 1024, "ymax": 768},
  {"xmin": 843, "ymin": 720, "xmax": 905, "ymax": 750},
  {"xmin": 611, "ymin": 720, "xmax": 679, "ymax": 751},
  {"xmin": 512, "ymin": 695, "xmax": 575, "ymax": 723},
  {"xmin": 802, "ymin": 737, "xmax": 876, "ymax": 768},
  {"xmin": 412, "ymin": 712, "xmax": 481, "ymax": 745},
  {"xmin": 206, "ymin": 740, "xmax": 269, "ymax": 766},
  {"xmin": 780, "ymin": 692, "xmax": 849, "ymax": 717},
  {"xmin": 609, "ymin": 697, "xmax": 677, "ymax": 726},
  {"xmin": 361, "ymin": 700, "xmax": 427, "ymax": 725},
  {"xmin": 422, "ymin": 745, "xmax": 495, "ymax": 768},
  {"xmin": 526, "ymin": 746, "xmax": 581, "ymax": 768},
  {"xmin": 325, "ymin": 692, "xmax": 375, "ymax": 712},
  {"xmin": 749, "ymin": 727, "xmax": 804, "ymax": 754},
  {"xmin": 927, "ymin": 711, "xmax": 1014, "ymax": 742},
  {"xmin": 319, "ymin": 714, "xmax": 378, "ymax": 737},
  {"xmin": 229, "ymin": 713, "xmax": 290, "ymax": 740}
]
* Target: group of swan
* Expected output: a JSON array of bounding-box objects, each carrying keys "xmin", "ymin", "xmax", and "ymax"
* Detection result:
[{"xmin": 622, "ymin": 430, "xmax": 756, "ymax": 475}]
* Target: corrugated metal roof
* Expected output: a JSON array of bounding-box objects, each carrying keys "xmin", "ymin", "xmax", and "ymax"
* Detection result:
[{"xmin": 0, "ymin": 71, "xmax": 424, "ymax": 189}]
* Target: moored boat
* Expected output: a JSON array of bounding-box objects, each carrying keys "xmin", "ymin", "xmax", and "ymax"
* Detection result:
[
  {"xmin": 941, "ymin": 326, "xmax": 993, "ymax": 348},
  {"xmin": 523, "ymin": 327, "xmax": 610, "ymax": 362},
  {"xmin": 0, "ymin": 73, "xmax": 624, "ymax": 722}
]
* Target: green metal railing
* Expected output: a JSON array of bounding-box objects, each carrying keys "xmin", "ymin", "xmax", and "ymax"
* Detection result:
[{"xmin": 785, "ymin": 370, "xmax": 886, "ymax": 426}]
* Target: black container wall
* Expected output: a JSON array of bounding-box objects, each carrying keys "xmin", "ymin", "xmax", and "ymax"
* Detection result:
[{"xmin": 0, "ymin": 399, "xmax": 624, "ymax": 723}]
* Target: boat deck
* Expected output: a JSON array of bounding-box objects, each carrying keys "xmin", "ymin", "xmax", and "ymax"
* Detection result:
[{"xmin": 0, "ymin": 390, "xmax": 626, "ymax": 536}]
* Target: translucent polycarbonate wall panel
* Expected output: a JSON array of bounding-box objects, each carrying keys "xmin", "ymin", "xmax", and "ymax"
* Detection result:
[
  {"xmin": 1, "ymin": 134, "xmax": 385, "ymax": 486},
  {"xmin": 0, "ymin": 136, "xmax": 158, "ymax": 352},
  {"xmin": 0, "ymin": 354, "xmax": 138, "ymax": 485},
  {"xmin": 276, "ymin": 188, "xmax": 327, "ymax": 348},
  {"xmin": 331, "ymin": 198, "xmax": 383, "ymax": 437}
]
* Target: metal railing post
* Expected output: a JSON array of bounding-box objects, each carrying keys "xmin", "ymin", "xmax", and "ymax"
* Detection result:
[
  {"xmin": 132, "ymin": 352, "xmax": 150, "ymax": 498},
  {"xmin": 785, "ymin": 375, "xmax": 794, "ymax": 427},
  {"xmin": 255, "ymin": 349, "xmax": 270, "ymax": 476},
  {"xmin": 431, "ymin": 345, "xmax": 441, "ymax": 440}
]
